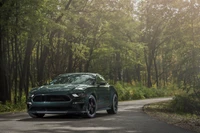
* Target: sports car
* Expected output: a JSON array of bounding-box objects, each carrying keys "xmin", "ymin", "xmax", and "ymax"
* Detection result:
[{"xmin": 27, "ymin": 73, "xmax": 118, "ymax": 118}]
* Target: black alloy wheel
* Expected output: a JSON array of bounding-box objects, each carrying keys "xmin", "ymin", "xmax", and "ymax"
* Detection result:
[
  {"xmin": 107, "ymin": 93, "xmax": 118, "ymax": 114},
  {"xmin": 85, "ymin": 95, "xmax": 97, "ymax": 118}
]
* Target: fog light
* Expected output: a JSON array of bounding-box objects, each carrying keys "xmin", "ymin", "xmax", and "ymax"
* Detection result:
[{"xmin": 73, "ymin": 102, "xmax": 84, "ymax": 104}]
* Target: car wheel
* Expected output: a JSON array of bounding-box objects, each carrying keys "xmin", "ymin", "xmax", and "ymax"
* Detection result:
[
  {"xmin": 85, "ymin": 95, "xmax": 97, "ymax": 118},
  {"xmin": 107, "ymin": 93, "xmax": 118, "ymax": 114},
  {"xmin": 28, "ymin": 112, "xmax": 45, "ymax": 118}
]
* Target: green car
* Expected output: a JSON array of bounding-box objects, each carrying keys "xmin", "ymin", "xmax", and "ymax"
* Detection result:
[{"xmin": 27, "ymin": 73, "xmax": 118, "ymax": 118}]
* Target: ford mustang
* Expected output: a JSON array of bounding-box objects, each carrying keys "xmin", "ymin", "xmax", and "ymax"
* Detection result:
[{"xmin": 27, "ymin": 73, "xmax": 118, "ymax": 118}]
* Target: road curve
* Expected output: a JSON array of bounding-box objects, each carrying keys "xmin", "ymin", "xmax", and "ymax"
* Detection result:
[{"xmin": 0, "ymin": 98, "xmax": 195, "ymax": 133}]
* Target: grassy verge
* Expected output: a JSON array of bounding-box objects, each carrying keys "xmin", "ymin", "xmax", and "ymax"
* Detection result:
[
  {"xmin": 0, "ymin": 101, "xmax": 26, "ymax": 114},
  {"xmin": 114, "ymin": 82, "xmax": 179, "ymax": 101},
  {"xmin": 143, "ymin": 101, "xmax": 200, "ymax": 133}
]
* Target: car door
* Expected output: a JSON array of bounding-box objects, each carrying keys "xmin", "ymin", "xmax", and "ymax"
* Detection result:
[{"xmin": 95, "ymin": 75, "xmax": 110, "ymax": 109}]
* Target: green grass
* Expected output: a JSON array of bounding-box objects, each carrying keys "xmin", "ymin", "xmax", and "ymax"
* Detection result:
[
  {"xmin": 114, "ymin": 82, "xmax": 179, "ymax": 101},
  {"xmin": 171, "ymin": 93, "xmax": 200, "ymax": 115},
  {"xmin": 0, "ymin": 101, "xmax": 26, "ymax": 113}
]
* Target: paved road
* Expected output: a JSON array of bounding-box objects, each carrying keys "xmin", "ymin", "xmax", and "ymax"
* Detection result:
[{"xmin": 0, "ymin": 98, "xmax": 195, "ymax": 133}]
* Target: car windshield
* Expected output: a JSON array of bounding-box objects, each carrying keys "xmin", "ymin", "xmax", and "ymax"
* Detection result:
[{"xmin": 50, "ymin": 74, "xmax": 95, "ymax": 85}]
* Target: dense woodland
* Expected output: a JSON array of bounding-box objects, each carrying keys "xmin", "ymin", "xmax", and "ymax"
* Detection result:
[{"xmin": 0, "ymin": 0, "xmax": 200, "ymax": 105}]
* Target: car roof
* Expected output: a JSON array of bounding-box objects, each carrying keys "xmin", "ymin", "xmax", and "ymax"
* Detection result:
[{"xmin": 59, "ymin": 72, "xmax": 98, "ymax": 77}]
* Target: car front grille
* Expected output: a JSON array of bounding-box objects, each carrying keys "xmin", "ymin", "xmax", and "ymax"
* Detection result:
[{"xmin": 33, "ymin": 95, "xmax": 71, "ymax": 102}]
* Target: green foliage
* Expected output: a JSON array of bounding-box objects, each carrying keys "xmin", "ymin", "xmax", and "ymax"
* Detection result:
[
  {"xmin": 0, "ymin": 101, "xmax": 26, "ymax": 113},
  {"xmin": 171, "ymin": 93, "xmax": 200, "ymax": 115},
  {"xmin": 0, "ymin": 94, "xmax": 26, "ymax": 113},
  {"xmin": 115, "ymin": 82, "xmax": 176, "ymax": 101}
]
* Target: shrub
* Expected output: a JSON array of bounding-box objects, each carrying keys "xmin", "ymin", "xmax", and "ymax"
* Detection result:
[
  {"xmin": 114, "ymin": 82, "xmax": 175, "ymax": 101},
  {"xmin": 171, "ymin": 93, "xmax": 200, "ymax": 114},
  {"xmin": 0, "ymin": 98, "xmax": 26, "ymax": 113}
]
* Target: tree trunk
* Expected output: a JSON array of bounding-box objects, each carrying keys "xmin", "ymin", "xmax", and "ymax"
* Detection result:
[
  {"xmin": 0, "ymin": 44, "xmax": 7, "ymax": 104},
  {"xmin": 67, "ymin": 44, "xmax": 73, "ymax": 72},
  {"xmin": 37, "ymin": 44, "xmax": 49, "ymax": 85},
  {"xmin": 0, "ymin": 14, "xmax": 10, "ymax": 103},
  {"xmin": 154, "ymin": 56, "xmax": 159, "ymax": 88},
  {"xmin": 116, "ymin": 52, "xmax": 122, "ymax": 81},
  {"xmin": 19, "ymin": 37, "xmax": 34, "ymax": 101},
  {"xmin": 135, "ymin": 64, "xmax": 141, "ymax": 83},
  {"xmin": 144, "ymin": 48, "xmax": 153, "ymax": 88}
]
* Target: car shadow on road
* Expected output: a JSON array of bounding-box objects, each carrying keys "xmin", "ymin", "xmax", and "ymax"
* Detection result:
[{"xmin": 18, "ymin": 112, "xmax": 113, "ymax": 122}]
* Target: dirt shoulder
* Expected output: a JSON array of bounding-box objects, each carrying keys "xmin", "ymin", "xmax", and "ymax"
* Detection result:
[{"xmin": 143, "ymin": 101, "xmax": 200, "ymax": 133}]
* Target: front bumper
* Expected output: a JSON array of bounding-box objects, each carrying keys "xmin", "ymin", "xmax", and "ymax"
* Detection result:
[{"xmin": 27, "ymin": 98, "xmax": 87, "ymax": 114}]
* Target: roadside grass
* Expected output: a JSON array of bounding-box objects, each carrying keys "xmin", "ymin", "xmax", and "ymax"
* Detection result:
[
  {"xmin": 143, "ymin": 101, "xmax": 200, "ymax": 133},
  {"xmin": 0, "ymin": 101, "xmax": 26, "ymax": 114},
  {"xmin": 114, "ymin": 82, "xmax": 180, "ymax": 101}
]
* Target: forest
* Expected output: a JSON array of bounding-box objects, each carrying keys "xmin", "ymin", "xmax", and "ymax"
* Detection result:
[{"xmin": 0, "ymin": 0, "xmax": 200, "ymax": 112}]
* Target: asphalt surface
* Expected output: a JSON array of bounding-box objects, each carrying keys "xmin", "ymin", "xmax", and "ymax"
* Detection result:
[{"xmin": 0, "ymin": 98, "xmax": 196, "ymax": 133}]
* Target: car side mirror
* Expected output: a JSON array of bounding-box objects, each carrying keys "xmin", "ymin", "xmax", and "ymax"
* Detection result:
[{"xmin": 98, "ymin": 81, "xmax": 107, "ymax": 86}]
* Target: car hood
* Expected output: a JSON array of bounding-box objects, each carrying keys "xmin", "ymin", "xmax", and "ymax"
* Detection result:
[{"xmin": 30, "ymin": 84, "xmax": 90, "ymax": 94}]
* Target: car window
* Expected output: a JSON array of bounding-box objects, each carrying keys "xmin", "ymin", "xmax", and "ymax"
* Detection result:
[
  {"xmin": 96, "ymin": 74, "xmax": 105, "ymax": 83},
  {"xmin": 50, "ymin": 74, "xmax": 95, "ymax": 85}
]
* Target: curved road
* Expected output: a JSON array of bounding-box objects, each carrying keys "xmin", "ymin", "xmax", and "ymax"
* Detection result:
[{"xmin": 0, "ymin": 98, "xmax": 195, "ymax": 133}]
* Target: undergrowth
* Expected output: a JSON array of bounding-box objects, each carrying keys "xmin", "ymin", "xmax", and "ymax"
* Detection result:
[
  {"xmin": 0, "ymin": 101, "xmax": 26, "ymax": 113},
  {"xmin": 0, "ymin": 95, "xmax": 26, "ymax": 113},
  {"xmin": 171, "ymin": 92, "xmax": 200, "ymax": 115},
  {"xmin": 144, "ymin": 92, "xmax": 200, "ymax": 115},
  {"xmin": 114, "ymin": 82, "xmax": 178, "ymax": 101}
]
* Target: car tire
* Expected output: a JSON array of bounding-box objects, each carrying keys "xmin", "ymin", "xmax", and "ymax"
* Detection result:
[
  {"xmin": 85, "ymin": 95, "xmax": 97, "ymax": 118},
  {"xmin": 28, "ymin": 112, "xmax": 45, "ymax": 118},
  {"xmin": 107, "ymin": 93, "xmax": 118, "ymax": 114}
]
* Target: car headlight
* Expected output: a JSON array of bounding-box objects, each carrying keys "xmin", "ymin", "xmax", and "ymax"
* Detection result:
[{"xmin": 72, "ymin": 92, "xmax": 86, "ymax": 98}]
